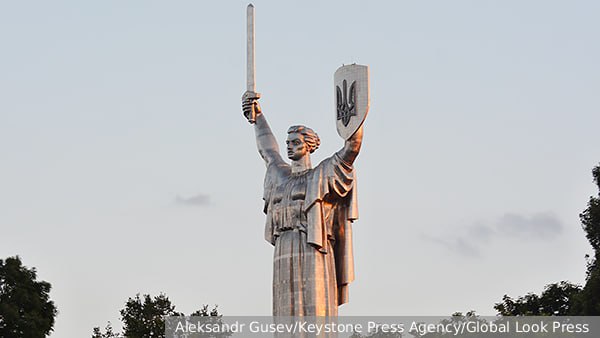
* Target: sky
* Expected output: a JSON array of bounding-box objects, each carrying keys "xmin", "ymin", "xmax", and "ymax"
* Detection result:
[{"xmin": 1, "ymin": 0, "xmax": 599, "ymax": 336}]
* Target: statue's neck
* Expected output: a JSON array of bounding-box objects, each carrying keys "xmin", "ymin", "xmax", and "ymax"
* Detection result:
[{"xmin": 291, "ymin": 155, "xmax": 311, "ymax": 174}]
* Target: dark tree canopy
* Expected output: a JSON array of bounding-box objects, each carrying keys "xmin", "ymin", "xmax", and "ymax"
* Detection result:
[
  {"xmin": 120, "ymin": 293, "xmax": 182, "ymax": 338},
  {"xmin": 93, "ymin": 293, "xmax": 223, "ymax": 338},
  {"xmin": 494, "ymin": 281, "xmax": 582, "ymax": 316},
  {"xmin": 581, "ymin": 165, "xmax": 600, "ymax": 255},
  {"xmin": 0, "ymin": 256, "xmax": 57, "ymax": 338},
  {"xmin": 91, "ymin": 322, "xmax": 120, "ymax": 338},
  {"xmin": 576, "ymin": 163, "xmax": 600, "ymax": 315}
]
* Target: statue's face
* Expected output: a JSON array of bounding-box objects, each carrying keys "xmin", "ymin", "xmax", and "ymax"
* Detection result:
[{"xmin": 286, "ymin": 132, "xmax": 308, "ymax": 161}]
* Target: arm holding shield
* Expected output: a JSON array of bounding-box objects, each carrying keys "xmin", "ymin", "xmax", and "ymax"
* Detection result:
[{"xmin": 337, "ymin": 125, "xmax": 363, "ymax": 165}]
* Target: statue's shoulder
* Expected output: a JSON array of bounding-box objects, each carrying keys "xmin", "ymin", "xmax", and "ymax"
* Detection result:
[
  {"xmin": 314, "ymin": 153, "xmax": 348, "ymax": 173},
  {"xmin": 266, "ymin": 160, "xmax": 291, "ymax": 181}
]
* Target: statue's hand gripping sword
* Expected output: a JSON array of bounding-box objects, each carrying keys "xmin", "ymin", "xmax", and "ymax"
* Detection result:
[{"xmin": 243, "ymin": 3, "xmax": 260, "ymax": 124}]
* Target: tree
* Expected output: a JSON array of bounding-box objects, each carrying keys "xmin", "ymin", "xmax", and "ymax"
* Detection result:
[
  {"xmin": 120, "ymin": 293, "xmax": 182, "ymax": 337},
  {"xmin": 91, "ymin": 322, "xmax": 120, "ymax": 338},
  {"xmin": 190, "ymin": 305, "xmax": 220, "ymax": 317},
  {"xmin": 494, "ymin": 281, "xmax": 582, "ymax": 316},
  {"xmin": 92, "ymin": 293, "xmax": 224, "ymax": 338},
  {"xmin": 575, "ymin": 163, "xmax": 600, "ymax": 315},
  {"xmin": 0, "ymin": 256, "xmax": 58, "ymax": 338}
]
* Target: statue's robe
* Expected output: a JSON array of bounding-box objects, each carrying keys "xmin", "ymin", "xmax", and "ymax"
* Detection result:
[{"xmin": 263, "ymin": 153, "xmax": 358, "ymax": 316}]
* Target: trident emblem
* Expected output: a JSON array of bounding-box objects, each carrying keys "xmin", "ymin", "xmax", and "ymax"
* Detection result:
[{"xmin": 336, "ymin": 79, "xmax": 356, "ymax": 127}]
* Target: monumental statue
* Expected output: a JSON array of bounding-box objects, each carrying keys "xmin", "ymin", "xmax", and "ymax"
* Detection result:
[{"xmin": 241, "ymin": 4, "xmax": 369, "ymax": 317}]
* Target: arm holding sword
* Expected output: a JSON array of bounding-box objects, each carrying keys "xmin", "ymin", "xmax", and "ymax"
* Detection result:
[{"xmin": 242, "ymin": 97, "xmax": 283, "ymax": 166}]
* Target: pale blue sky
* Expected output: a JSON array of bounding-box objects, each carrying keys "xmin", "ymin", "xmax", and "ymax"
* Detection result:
[{"xmin": 1, "ymin": 1, "xmax": 599, "ymax": 336}]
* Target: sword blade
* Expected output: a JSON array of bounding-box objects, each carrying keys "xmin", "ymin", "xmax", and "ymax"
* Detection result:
[{"xmin": 246, "ymin": 4, "xmax": 255, "ymax": 93}]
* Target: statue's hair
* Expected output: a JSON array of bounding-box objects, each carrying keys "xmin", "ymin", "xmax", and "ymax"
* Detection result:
[{"xmin": 287, "ymin": 125, "xmax": 320, "ymax": 153}]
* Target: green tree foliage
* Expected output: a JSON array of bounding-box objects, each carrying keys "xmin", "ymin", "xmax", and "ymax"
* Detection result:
[
  {"xmin": 576, "ymin": 163, "xmax": 600, "ymax": 315},
  {"xmin": 0, "ymin": 256, "xmax": 57, "ymax": 338},
  {"xmin": 91, "ymin": 322, "xmax": 120, "ymax": 338},
  {"xmin": 92, "ymin": 293, "xmax": 223, "ymax": 338},
  {"xmin": 120, "ymin": 293, "xmax": 182, "ymax": 337},
  {"xmin": 494, "ymin": 281, "xmax": 582, "ymax": 316},
  {"xmin": 190, "ymin": 304, "xmax": 220, "ymax": 317}
]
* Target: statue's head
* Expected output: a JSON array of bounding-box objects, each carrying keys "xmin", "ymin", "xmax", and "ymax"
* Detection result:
[{"xmin": 286, "ymin": 125, "xmax": 320, "ymax": 160}]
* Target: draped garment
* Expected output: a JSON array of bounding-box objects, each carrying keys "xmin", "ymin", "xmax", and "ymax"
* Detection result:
[{"xmin": 263, "ymin": 153, "xmax": 358, "ymax": 316}]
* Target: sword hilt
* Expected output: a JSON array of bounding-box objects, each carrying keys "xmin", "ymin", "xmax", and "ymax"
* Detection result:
[{"xmin": 242, "ymin": 91, "xmax": 261, "ymax": 124}]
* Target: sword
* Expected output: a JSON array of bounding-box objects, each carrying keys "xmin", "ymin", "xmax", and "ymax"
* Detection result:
[{"xmin": 243, "ymin": 3, "xmax": 260, "ymax": 124}]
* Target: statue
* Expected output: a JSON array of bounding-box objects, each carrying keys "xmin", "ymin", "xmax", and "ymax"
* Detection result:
[{"xmin": 242, "ymin": 4, "xmax": 369, "ymax": 317}]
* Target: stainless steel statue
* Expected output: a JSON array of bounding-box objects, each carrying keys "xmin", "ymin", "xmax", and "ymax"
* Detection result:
[{"xmin": 241, "ymin": 4, "xmax": 369, "ymax": 317}]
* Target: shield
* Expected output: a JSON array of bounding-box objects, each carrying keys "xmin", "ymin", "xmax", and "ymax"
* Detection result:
[{"xmin": 334, "ymin": 64, "xmax": 370, "ymax": 140}]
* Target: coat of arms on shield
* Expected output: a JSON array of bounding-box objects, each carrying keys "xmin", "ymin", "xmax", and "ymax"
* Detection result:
[{"xmin": 334, "ymin": 64, "xmax": 370, "ymax": 140}]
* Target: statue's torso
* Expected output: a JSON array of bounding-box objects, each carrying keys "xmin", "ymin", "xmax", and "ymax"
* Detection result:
[{"xmin": 270, "ymin": 170, "xmax": 309, "ymax": 232}]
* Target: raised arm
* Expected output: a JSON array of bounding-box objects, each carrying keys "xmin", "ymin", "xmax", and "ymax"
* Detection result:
[
  {"xmin": 242, "ymin": 98, "xmax": 283, "ymax": 165},
  {"xmin": 336, "ymin": 124, "xmax": 364, "ymax": 165}
]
